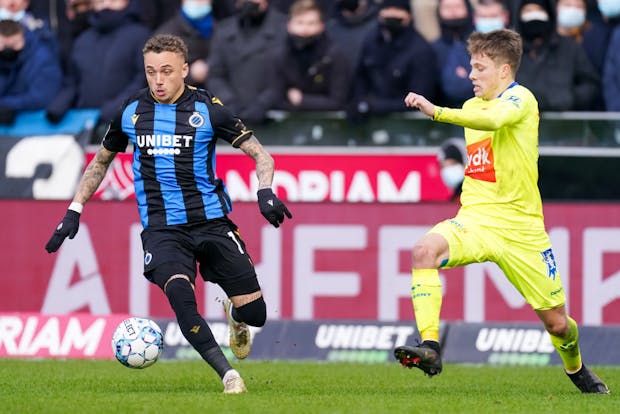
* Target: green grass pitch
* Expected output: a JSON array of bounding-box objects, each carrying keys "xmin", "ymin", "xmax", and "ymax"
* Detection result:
[{"xmin": 0, "ymin": 359, "xmax": 618, "ymax": 413}]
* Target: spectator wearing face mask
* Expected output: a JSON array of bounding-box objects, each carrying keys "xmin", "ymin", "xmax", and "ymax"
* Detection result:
[
  {"xmin": 156, "ymin": 0, "xmax": 215, "ymax": 87},
  {"xmin": 207, "ymin": 0, "xmax": 287, "ymax": 126},
  {"xmin": 349, "ymin": 0, "xmax": 437, "ymax": 120},
  {"xmin": 45, "ymin": 0, "xmax": 151, "ymax": 137},
  {"xmin": 473, "ymin": 0, "xmax": 511, "ymax": 33},
  {"xmin": 432, "ymin": 0, "xmax": 474, "ymax": 108},
  {"xmin": 438, "ymin": 137, "xmax": 467, "ymax": 201},
  {"xmin": 273, "ymin": 0, "xmax": 350, "ymax": 112},
  {"xmin": 516, "ymin": 0, "xmax": 601, "ymax": 111},
  {"xmin": 581, "ymin": 0, "xmax": 620, "ymax": 78},
  {"xmin": 0, "ymin": 19, "xmax": 62, "ymax": 125},
  {"xmin": 603, "ymin": 6, "xmax": 620, "ymax": 112},
  {"xmin": 326, "ymin": 0, "xmax": 379, "ymax": 78},
  {"xmin": 0, "ymin": 0, "xmax": 59, "ymax": 55},
  {"xmin": 556, "ymin": 0, "xmax": 590, "ymax": 42}
]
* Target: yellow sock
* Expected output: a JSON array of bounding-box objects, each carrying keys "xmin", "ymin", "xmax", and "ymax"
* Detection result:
[
  {"xmin": 411, "ymin": 269, "xmax": 442, "ymax": 342},
  {"xmin": 549, "ymin": 316, "xmax": 582, "ymax": 373}
]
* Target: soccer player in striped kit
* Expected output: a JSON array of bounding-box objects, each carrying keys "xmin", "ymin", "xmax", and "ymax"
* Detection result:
[
  {"xmin": 395, "ymin": 28, "xmax": 608, "ymax": 394},
  {"xmin": 46, "ymin": 34, "xmax": 291, "ymax": 394}
]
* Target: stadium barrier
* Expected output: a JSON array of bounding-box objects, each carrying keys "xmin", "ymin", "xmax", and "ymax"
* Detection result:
[
  {"xmin": 1, "ymin": 109, "xmax": 620, "ymax": 200},
  {"xmin": 1, "ymin": 313, "xmax": 619, "ymax": 367}
]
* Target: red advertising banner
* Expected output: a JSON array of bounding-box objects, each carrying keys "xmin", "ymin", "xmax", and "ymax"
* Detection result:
[
  {"xmin": 0, "ymin": 313, "xmax": 129, "ymax": 359},
  {"xmin": 1, "ymin": 200, "xmax": 619, "ymax": 325},
  {"xmin": 87, "ymin": 151, "xmax": 452, "ymax": 202}
]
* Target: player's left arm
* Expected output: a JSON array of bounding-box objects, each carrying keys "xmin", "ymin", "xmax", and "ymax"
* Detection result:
[
  {"xmin": 209, "ymin": 95, "xmax": 292, "ymax": 227},
  {"xmin": 238, "ymin": 135, "xmax": 274, "ymax": 189}
]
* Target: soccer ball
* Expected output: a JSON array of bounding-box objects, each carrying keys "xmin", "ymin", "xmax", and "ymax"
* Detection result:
[{"xmin": 112, "ymin": 317, "xmax": 164, "ymax": 369}]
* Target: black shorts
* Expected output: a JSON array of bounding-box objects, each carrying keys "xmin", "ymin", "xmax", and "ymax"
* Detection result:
[{"xmin": 140, "ymin": 217, "xmax": 260, "ymax": 296}]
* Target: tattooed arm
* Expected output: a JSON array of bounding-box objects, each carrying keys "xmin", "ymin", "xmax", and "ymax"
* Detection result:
[
  {"xmin": 73, "ymin": 146, "xmax": 117, "ymax": 205},
  {"xmin": 238, "ymin": 135, "xmax": 274, "ymax": 190}
]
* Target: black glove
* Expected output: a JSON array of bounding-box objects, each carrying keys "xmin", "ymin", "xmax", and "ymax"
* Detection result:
[
  {"xmin": 45, "ymin": 210, "xmax": 81, "ymax": 253},
  {"xmin": 257, "ymin": 188, "xmax": 292, "ymax": 228},
  {"xmin": 0, "ymin": 105, "xmax": 16, "ymax": 125}
]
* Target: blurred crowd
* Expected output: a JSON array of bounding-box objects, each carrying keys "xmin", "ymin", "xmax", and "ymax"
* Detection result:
[{"xmin": 0, "ymin": 0, "xmax": 619, "ymax": 133}]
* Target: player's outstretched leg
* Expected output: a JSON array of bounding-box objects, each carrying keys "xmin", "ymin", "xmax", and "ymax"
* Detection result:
[
  {"xmin": 394, "ymin": 340, "xmax": 443, "ymax": 377},
  {"xmin": 222, "ymin": 369, "xmax": 247, "ymax": 394},
  {"xmin": 566, "ymin": 364, "xmax": 610, "ymax": 394},
  {"xmin": 223, "ymin": 298, "xmax": 251, "ymax": 359}
]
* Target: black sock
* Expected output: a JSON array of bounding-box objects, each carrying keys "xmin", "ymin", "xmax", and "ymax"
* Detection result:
[{"xmin": 165, "ymin": 278, "xmax": 231, "ymax": 377}]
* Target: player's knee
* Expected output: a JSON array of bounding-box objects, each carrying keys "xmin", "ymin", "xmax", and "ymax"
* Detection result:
[
  {"xmin": 544, "ymin": 318, "xmax": 569, "ymax": 337},
  {"xmin": 412, "ymin": 244, "xmax": 436, "ymax": 268},
  {"xmin": 164, "ymin": 277, "xmax": 196, "ymax": 313},
  {"xmin": 234, "ymin": 296, "xmax": 266, "ymax": 327}
]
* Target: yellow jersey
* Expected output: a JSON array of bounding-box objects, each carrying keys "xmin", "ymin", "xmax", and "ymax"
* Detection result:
[{"xmin": 433, "ymin": 83, "xmax": 544, "ymax": 230}]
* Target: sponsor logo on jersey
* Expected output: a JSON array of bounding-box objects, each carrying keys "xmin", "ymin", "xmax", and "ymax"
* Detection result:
[
  {"xmin": 505, "ymin": 95, "xmax": 521, "ymax": 108},
  {"xmin": 465, "ymin": 137, "xmax": 496, "ymax": 182},
  {"xmin": 131, "ymin": 114, "xmax": 139, "ymax": 125},
  {"xmin": 135, "ymin": 134, "xmax": 193, "ymax": 153}
]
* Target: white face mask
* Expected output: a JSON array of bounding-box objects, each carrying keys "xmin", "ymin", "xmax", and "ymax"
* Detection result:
[
  {"xmin": 520, "ymin": 10, "xmax": 549, "ymax": 22},
  {"xmin": 475, "ymin": 17, "xmax": 505, "ymax": 33},
  {"xmin": 557, "ymin": 6, "xmax": 586, "ymax": 29},
  {"xmin": 440, "ymin": 164, "xmax": 465, "ymax": 190},
  {"xmin": 0, "ymin": 8, "xmax": 25, "ymax": 21},
  {"xmin": 182, "ymin": 1, "xmax": 212, "ymax": 20},
  {"xmin": 599, "ymin": 0, "xmax": 620, "ymax": 18}
]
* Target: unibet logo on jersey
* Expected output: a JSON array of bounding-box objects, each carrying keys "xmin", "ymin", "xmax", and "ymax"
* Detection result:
[{"xmin": 465, "ymin": 137, "xmax": 496, "ymax": 182}]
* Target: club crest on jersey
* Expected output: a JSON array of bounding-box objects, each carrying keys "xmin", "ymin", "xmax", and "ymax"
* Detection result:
[
  {"xmin": 541, "ymin": 248, "xmax": 557, "ymax": 280},
  {"xmin": 189, "ymin": 112, "xmax": 204, "ymax": 128}
]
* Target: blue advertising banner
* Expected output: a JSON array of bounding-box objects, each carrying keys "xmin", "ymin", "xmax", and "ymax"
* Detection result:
[
  {"xmin": 443, "ymin": 322, "xmax": 620, "ymax": 366},
  {"xmin": 156, "ymin": 319, "xmax": 620, "ymax": 366}
]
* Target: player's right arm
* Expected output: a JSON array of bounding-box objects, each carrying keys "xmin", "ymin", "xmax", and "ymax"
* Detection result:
[
  {"xmin": 405, "ymin": 89, "xmax": 528, "ymax": 131},
  {"xmin": 433, "ymin": 91, "xmax": 527, "ymax": 131},
  {"xmin": 73, "ymin": 146, "xmax": 117, "ymax": 205},
  {"xmin": 45, "ymin": 145, "xmax": 117, "ymax": 253}
]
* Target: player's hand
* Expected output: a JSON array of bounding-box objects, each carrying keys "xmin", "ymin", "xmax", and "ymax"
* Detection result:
[
  {"xmin": 404, "ymin": 92, "xmax": 435, "ymax": 118},
  {"xmin": 257, "ymin": 188, "xmax": 292, "ymax": 228},
  {"xmin": 45, "ymin": 210, "xmax": 81, "ymax": 253}
]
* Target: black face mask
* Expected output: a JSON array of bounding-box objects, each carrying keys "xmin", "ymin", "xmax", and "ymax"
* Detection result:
[
  {"xmin": 520, "ymin": 20, "xmax": 551, "ymax": 40},
  {"xmin": 441, "ymin": 17, "xmax": 469, "ymax": 32},
  {"xmin": 238, "ymin": 1, "xmax": 262, "ymax": 19},
  {"xmin": 338, "ymin": 0, "xmax": 359, "ymax": 12},
  {"xmin": 0, "ymin": 48, "xmax": 20, "ymax": 62},
  {"xmin": 71, "ymin": 11, "xmax": 92, "ymax": 35},
  {"xmin": 288, "ymin": 33, "xmax": 321, "ymax": 50},
  {"xmin": 380, "ymin": 17, "xmax": 406, "ymax": 35},
  {"xmin": 90, "ymin": 8, "xmax": 127, "ymax": 32}
]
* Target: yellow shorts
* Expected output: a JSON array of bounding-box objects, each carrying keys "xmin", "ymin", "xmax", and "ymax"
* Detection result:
[{"xmin": 429, "ymin": 216, "xmax": 565, "ymax": 310}]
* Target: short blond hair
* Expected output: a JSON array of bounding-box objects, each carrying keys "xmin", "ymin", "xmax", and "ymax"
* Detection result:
[
  {"xmin": 468, "ymin": 29, "xmax": 522, "ymax": 76},
  {"xmin": 143, "ymin": 34, "xmax": 188, "ymax": 62}
]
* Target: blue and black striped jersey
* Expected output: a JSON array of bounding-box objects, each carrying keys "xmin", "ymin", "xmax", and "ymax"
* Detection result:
[{"xmin": 102, "ymin": 86, "xmax": 252, "ymax": 229}]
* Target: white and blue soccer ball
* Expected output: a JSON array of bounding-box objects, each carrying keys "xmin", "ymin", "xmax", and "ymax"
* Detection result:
[{"xmin": 112, "ymin": 317, "xmax": 164, "ymax": 369}]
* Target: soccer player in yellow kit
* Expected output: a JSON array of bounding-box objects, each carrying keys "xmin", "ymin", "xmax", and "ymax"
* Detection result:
[{"xmin": 394, "ymin": 29, "xmax": 609, "ymax": 394}]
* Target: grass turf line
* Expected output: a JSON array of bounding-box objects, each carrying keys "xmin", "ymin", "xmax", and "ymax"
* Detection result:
[{"xmin": 0, "ymin": 360, "xmax": 617, "ymax": 413}]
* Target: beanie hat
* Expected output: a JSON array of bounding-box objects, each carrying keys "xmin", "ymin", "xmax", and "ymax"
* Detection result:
[
  {"xmin": 380, "ymin": 0, "xmax": 412, "ymax": 13},
  {"xmin": 438, "ymin": 138, "xmax": 467, "ymax": 165}
]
